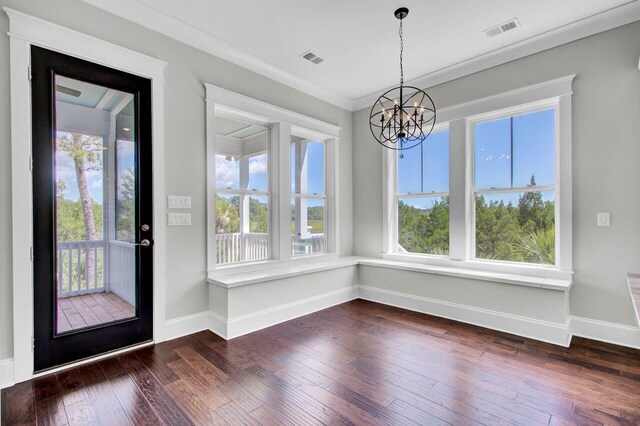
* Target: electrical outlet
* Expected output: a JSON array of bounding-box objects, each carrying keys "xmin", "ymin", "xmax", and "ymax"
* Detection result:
[
  {"xmin": 597, "ymin": 212, "xmax": 610, "ymax": 227},
  {"xmin": 168, "ymin": 213, "xmax": 191, "ymax": 226},
  {"xmin": 168, "ymin": 195, "xmax": 191, "ymax": 209}
]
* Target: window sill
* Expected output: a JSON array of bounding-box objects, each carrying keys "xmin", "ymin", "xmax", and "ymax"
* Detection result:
[
  {"xmin": 208, "ymin": 255, "xmax": 572, "ymax": 292},
  {"xmin": 207, "ymin": 255, "xmax": 356, "ymax": 288},
  {"xmin": 376, "ymin": 254, "xmax": 572, "ymax": 291}
]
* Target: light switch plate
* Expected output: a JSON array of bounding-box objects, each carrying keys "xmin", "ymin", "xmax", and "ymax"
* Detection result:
[
  {"xmin": 597, "ymin": 212, "xmax": 610, "ymax": 227},
  {"xmin": 168, "ymin": 213, "xmax": 191, "ymax": 226},
  {"xmin": 168, "ymin": 195, "xmax": 191, "ymax": 209}
]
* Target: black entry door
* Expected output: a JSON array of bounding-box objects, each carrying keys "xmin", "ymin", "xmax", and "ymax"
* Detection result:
[{"xmin": 31, "ymin": 46, "xmax": 154, "ymax": 372}]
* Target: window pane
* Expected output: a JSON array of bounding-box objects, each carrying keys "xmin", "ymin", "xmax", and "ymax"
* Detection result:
[
  {"xmin": 215, "ymin": 154, "xmax": 239, "ymax": 189},
  {"xmin": 513, "ymin": 109, "xmax": 555, "ymax": 187},
  {"xmin": 423, "ymin": 130, "xmax": 449, "ymax": 193},
  {"xmin": 248, "ymin": 195, "xmax": 269, "ymax": 261},
  {"xmin": 397, "ymin": 196, "xmax": 449, "ymax": 256},
  {"xmin": 248, "ymin": 153, "xmax": 268, "ymax": 191},
  {"xmin": 249, "ymin": 195, "xmax": 269, "ymax": 233},
  {"xmin": 475, "ymin": 191, "xmax": 555, "ymax": 265},
  {"xmin": 214, "ymin": 116, "xmax": 268, "ymax": 190},
  {"xmin": 291, "ymin": 197, "xmax": 325, "ymax": 256},
  {"xmin": 397, "ymin": 147, "xmax": 421, "ymax": 194},
  {"xmin": 291, "ymin": 138, "xmax": 325, "ymax": 195},
  {"xmin": 474, "ymin": 117, "xmax": 511, "ymax": 189},
  {"xmin": 215, "ymin": 194, "xmax": 239, "ymax": 234}
]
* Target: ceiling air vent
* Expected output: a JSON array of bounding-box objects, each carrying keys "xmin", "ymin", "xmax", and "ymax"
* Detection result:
[
  {"xmin": 484, "ymin": 18, "xmax": 520, "ymax": 38},
  {"xmin": 300, "ymin": 50, "xmax": 324, "ymax": 64}
]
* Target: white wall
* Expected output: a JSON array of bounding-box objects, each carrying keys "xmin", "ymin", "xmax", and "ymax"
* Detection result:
[
  {"xmin": 353, "ymin": 21, "xmax": 640, "ymax": 327},
  {"xmin": 0, "ymin": 0, "xmax": 353, "ymax": 361}
]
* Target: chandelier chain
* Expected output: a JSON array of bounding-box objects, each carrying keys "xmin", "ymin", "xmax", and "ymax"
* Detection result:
[{"xmin": 399, "ymin": 18, "xmax": 404, "ymax": 86}]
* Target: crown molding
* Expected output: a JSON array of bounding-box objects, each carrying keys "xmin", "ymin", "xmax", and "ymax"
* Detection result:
[
  {"xmin": 353, "ymin": 1, "xmax": 640, "ymax": 111},
  {"xmin": 81, "ymin": 0, "xmax": 354, "ymax": 111},
  {"xmin": 80, "ymin": 0, "xmax": 639, "ymax": 113}
]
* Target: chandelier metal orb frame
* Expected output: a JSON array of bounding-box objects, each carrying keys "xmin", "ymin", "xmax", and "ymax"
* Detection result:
[{"xmin": 369, "ymin": 7, "xmax": 436, "ymax": 155}]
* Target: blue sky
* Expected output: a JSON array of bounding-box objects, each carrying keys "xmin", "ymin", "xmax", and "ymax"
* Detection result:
[{"xmin": 398, "ymin": 108, "xmax": 555, "ymax": 209}]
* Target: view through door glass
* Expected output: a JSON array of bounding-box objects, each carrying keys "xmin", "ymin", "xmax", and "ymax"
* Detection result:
[{"xmin": 55, "ymin": 75, "xmax": 137, "ymax": 334}]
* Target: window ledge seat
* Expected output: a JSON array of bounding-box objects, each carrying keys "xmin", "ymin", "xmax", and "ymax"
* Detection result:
[
  {"xmin": 208, "ymin": 256, "xmax": 572, "ymax": 291},
  {"xmin": 207, "ymin": 257, "xmax": 360, "ymax": 288}
]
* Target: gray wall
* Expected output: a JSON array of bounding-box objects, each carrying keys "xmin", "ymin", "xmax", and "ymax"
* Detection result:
[
  {"xmin": 354, "ymin": 21, "xmax": 640, "ymax": 326},
  {"xmin": 0, "ymin": 0, "xmax": 353, "ymax": 360}
]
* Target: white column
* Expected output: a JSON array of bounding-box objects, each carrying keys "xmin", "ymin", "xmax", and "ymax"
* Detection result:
[{"xmin": 239, "ymin": 156, "xmax": 249, "ymax": 261}]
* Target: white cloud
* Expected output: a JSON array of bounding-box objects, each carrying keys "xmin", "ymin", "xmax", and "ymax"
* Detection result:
[
  {"xmin": 215, "ymin": 155, "xmax": 239, "ymax": 188},
  {"xmin": 249, "ymin": 155, "xmax": 267, "ymax": 174}
]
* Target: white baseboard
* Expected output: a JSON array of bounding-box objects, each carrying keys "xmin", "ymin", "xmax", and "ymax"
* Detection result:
[
  {"xmin": 359, "ymin": 285, "xmax": 571, "ymax": 347},
  {"xmin": 207, "ymin": 311, "xmax": 228, "ymax": 340},
  {"xmin": 163, "ymin": 286, "xmax": 358, "ymax": 343},
  {"xmin": 569, "ymin": 316, "xmax": 640, "ymax": 349},
  {"xmin": 164, "ymin": 311, "xmax": 214, "ymax": 341},
  {"xmin": 0, "ymin": 358, "xmax": 15, "ymax": 390},
  {"xmin": 226, "ymin": 286, "xmax": 359, "ymax": 339}
]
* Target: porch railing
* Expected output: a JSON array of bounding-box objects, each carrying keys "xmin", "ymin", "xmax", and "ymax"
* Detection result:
[
  {"xmin": 56, "ymin": 240, "xmax": 136, "ymax": 304},
  {"xmin": 57, "ymin": 240, "xmax": 105, "ymax": 298},
  {"xmin": 215, "ymin": 233, "xmax": 326, "ymax": 265},
  {"xmin": 291, "ymin": 235, "xmax": 325, "ymax": 255},
  {"xmin": 215, "ymin": 233, "xmax": 269, "ymax": 265}
]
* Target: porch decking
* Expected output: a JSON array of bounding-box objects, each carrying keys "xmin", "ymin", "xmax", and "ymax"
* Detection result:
[{"xmin": 57, "ymin": 292, "xmax": 135, "ymax": 334}]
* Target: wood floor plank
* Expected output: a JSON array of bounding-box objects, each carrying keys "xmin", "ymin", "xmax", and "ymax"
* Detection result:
[
  {"xmin": 1, "ymin": 381, "xmax": 36, "ymax": 425},
  {"xmin": 108, "ymin": 374, "xmax": 164, "ymax": 426},
  {"xmin": 3, "ymin": 299, "xmax": 640, "ymax": 426}
]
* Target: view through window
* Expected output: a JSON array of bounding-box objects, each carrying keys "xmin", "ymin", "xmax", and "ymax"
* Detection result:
[
  {"xmin": 397, "ymin": 129, "xmax": 450, "ymax": 256},
  {"xmin": 473, "ymin": 108, "xmax": 556, "ymax": 265}
]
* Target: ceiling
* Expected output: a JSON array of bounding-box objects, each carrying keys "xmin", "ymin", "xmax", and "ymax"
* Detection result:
[
  {"xmin": 83, "ymin": 0, "xmax": 639, "ymax": 110},
  {"xmin": 56, "ymin": 75, "xmax": 131, "ymax": 113}
]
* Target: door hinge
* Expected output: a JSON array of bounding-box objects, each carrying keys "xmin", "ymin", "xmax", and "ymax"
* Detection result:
[
  {"xmin": 29, "ymin": 156, "xmax": 33, "ymax": 171},
  {"xmin": 30, "ymin": 246, "xmax": 34, "ymax": 261},
  {"xmin": 32, "ymin": 336, "xmax": 35, "ymax": 350},
  {"xmin": 28, "ymin": 65, "xmax": 32, "ymax": 81}
]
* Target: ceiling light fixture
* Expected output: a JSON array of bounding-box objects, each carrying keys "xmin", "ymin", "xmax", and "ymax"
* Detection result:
[
  {"xmin": 122, "ymin": 127, "xmax": 131, "ymax": 132},
  {"xmin": 369, "ymin": 7, "xmax": 436, "ymax": 157}
]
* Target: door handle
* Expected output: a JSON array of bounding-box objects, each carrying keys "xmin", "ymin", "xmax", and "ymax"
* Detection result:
[{"xmin": 135, "ymin": 239, "xmax": 152, "ymax": 247}]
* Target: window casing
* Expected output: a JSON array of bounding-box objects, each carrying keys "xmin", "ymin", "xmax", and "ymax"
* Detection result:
[
  {"xmin": 205, "ymin": 83, "xmax": 340, "ymax": 272},
  {"xmin": 471, "ymin": 106, "xmax": 557, "ymax": 266},
  {"xmin": 383, "ymin": 76, "xmax": 573, "ymax": 279}
]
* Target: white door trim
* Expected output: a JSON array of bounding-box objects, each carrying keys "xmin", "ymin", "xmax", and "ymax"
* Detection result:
[{"xmin": 4, "ymin": 7, "xmax": 167, "ymax": 383}]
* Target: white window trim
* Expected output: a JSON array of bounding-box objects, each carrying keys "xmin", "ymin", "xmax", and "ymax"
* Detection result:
[
  {"xmin": 5, "ymin": 8, "xmax": 168, "ymax": 383},
  {"xmin": 382, "ymin": 75, "xmax": 574, "ymax": 280},
  {"xmin": 205, "ymin": 83, "xmax": 341, "ymax": 275}
]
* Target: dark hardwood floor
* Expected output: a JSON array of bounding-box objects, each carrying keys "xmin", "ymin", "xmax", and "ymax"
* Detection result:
[{"xmin": 3, "ymin": 299, "xmax": 640, "ymax": 425}]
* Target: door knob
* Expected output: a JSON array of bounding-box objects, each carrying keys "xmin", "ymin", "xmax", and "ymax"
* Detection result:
[{"xmin": 135, "ymin": 239, "xmax": 151, "ymax": 247}]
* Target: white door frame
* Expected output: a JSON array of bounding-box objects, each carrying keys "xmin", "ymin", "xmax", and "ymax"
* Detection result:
[{"xmin": 5, "ymin": 8, "xmax": 168, "ymax": 383}]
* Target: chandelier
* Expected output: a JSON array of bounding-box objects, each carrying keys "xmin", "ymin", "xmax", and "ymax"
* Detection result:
[{"xmin": 369, "ymin": 7, "xmax": 436, "ymax": 156}]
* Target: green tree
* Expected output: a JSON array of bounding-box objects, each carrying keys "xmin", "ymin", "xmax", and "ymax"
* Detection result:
[{"xmin": 57, "ymin": 132, "xmax": 103, "ymax": 285}]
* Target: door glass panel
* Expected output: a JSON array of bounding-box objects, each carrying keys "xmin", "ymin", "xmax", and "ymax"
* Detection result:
[{"xmin": 54, "ymin": 75, "xmax": 136, "ymax": 334}]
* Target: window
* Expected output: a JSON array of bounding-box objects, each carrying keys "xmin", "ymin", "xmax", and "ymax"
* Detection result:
[
  {"xmin": 206, "ymin": 83, "xmax": 340, "ymax": 271},
  {"xmin": 384, "ymin": 76, "xmax": 573, "ymax": 277},
  {"xmin": 291, "ymin": 138, "xmax": 326, "ymax": 256},
  {"xmin": 214, "ymin": 117, "xmax": 270, "ymax": 265},
  {"xmin": 473, "ymin": 108, "xmax": 556, "ymax": 265},
  {"xmin": 396, "ymin": 128, "xmax": 449, "ymax": 256}
]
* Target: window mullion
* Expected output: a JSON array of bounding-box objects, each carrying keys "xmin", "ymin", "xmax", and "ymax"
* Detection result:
[{"xmin": 449, "ymin": 119, "xmax": 469, "ymax": 261}]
